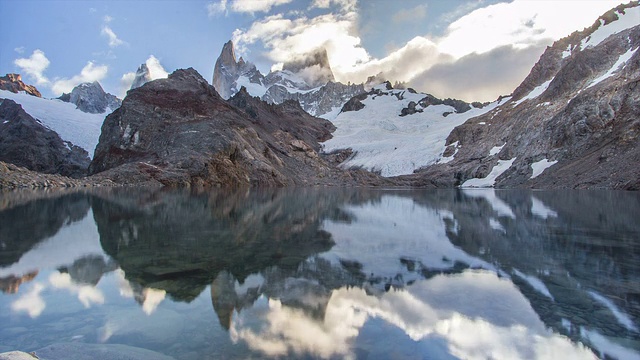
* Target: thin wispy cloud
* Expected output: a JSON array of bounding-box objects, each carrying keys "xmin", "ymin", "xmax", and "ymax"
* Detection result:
[{"xmin": 101, "ymin": 15, "xmax": 125, "ymax": 48}]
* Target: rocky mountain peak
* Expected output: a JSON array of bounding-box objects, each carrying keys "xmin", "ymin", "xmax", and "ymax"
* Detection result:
[
  {"xmin": 282, "ymin": 47, "xmax": 335, "ymax": 87},
  {"xmin": 0, "ymin": 73, "xmax": 42, "ymax": 97},
  {"xmin": 58, "ymin": 81, "xmax": 121, "ymax": 114},
  {"xmin": 212, "ymin": 40, "xmax": 243, "ymax": 99},
  {"xmin": 130, "ymin": 63, "xmax": 152, "ymax": 90}
]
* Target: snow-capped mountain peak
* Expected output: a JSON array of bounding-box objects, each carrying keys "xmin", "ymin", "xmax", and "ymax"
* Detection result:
[
  {"xmin": 57, "ymin": 81, "xmax": 121, "ymax": 114},
  {"xmin": 212, "ymin": 40, "xmax": 364, "ymax": 118}
]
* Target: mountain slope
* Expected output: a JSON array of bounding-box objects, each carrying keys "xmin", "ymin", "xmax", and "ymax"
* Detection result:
[
  {"xmin": 0, "ymin": 89, "xmax": 106, "ymax": 158},
  {"xmin": 0, "ymin": 99, "xmax": 90, "ymax": 178},
  {"xmin": 410, "ymin": 2, "xmax": 640, "ymax": 190}
]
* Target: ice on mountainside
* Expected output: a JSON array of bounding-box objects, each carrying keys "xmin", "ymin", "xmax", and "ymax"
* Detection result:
[
  {"xmin": 0, "ymin": 90, "xmax": 105, "ymax": 158},
  {"xmin": 322, "ymin": 83, "xmax": 499, "ymax": 177}
]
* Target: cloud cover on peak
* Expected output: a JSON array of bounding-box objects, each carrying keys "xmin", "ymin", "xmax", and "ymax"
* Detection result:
[{"xmin": 229, "ymin": 0, "xmax": 630, "ymax": 101}]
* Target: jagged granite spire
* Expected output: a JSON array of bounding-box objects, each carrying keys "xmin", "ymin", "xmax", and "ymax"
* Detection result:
[
  {"xmin": 212, "ymin": 40, "xmax": 239, "ymax": 99},
  {"xmin": 130, "ymin": 63, "xmax": 152, "ymax": 90}
]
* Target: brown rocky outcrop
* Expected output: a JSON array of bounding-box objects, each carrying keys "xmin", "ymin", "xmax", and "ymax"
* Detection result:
[
  {"xmin": 0, "ymin": 74, "xmax": 41, "ymax": 97},
  {"xmin": 89, "ymin": 68, "xmax": 389, "ymax": 187}
]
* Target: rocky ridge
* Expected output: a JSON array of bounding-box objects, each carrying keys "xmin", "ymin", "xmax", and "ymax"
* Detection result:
[
  {"xmin": 58, "ymin": 81, "xmax": 121, "ymax": 114},
  {"xmin": 410, "ymin": 2, "xmax": 640, "ymax": 190},
  {"xmin": 0, "ymin": 74, "xmax": 41, "ymax": 97},
  {"xmin": 89, "ymin": 68, "xmax": 389, "ymax": 187},
  {"xmin": 212, "ymin": 40, "xmax": 364, "ymax": 117}
]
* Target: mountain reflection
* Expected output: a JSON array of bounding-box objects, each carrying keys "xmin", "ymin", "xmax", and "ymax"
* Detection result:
[{"xmin": 0, "ymin": 188, "xmax": 638, "ymax": 359}]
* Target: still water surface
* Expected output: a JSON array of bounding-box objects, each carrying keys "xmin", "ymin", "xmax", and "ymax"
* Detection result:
[{"xmin": 0, "ymin": 188, "xmax": 638, "ymax": 359}]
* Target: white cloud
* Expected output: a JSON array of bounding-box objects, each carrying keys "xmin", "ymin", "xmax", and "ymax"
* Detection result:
[
  {"xmin": 231, "ymin": 0, "xmax": 628, "ymax": 100},
  {"xmin": 102, "ymin": 26, "xmax": 124, "ymax": 48},
  {"xmin": 49, "ymin": 272, "xmax": 105, "ymax": 308},
  {"xmin": 14, "ymin": 49, "xmax": 50, "ymax": 85},
  {"xmin": 119, "ymin": 55, "xmax": 169, "ymax": 97},
  {"xmin": 209, "ymin": 0, "xmax": 292, "ymax": 14},
  {"xmin": 435, "ymin": 0, "xmax": 628, "ymax": 59},
  {"xmin": 119, "ymin": 71, "xmax": 136, "ymax": 96},
  {"xmin": 101, "ymin": 15, "xmax": 125, "ymax": 48},
  {"xmin": 392, "ymin": 4, "xmax": 428, "ymax": 24},
  {"xmin": 11, "ymin": 282, "xmax": 46, "ymax": 318},
  {"xmin": 233, "ymin": 11, "xmax": 369, "ymax": 79},
  {"xmin": 207, "ymin": 0, "xmax": 227, "ymax": 16},
  {"xmin": 51, "ymin": 62, "xmax": 109, "ymax": 95},
  {"xmin": 310, "ymin": 0, "xmax": 357, "ymax": 12},
  {"xmin": 145, "ymin": 55, "xmax": 169, "ymax": 79},
  {"xmin": 14, "ymin": 46, "xmax": 25, "ymax": 54}
]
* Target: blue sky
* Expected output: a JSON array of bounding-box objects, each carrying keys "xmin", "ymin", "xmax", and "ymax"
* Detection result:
[{"xmin": 1, "ymin": 0, "xmax": 629, "ymax": 101}]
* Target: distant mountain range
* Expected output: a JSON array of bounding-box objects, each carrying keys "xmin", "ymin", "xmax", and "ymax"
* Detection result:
[
  {"xmin": 212, "ymin": 40, "xmax": 364, "ymax": 118},
  {"xmin": 0, "ymin": 1, "xmax": 638, "ymax": 189}
]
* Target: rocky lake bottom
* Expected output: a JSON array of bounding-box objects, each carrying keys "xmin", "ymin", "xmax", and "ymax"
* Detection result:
[{"xmin": 0, "ymin": 187, "xmax": 638, "ymax": 359}]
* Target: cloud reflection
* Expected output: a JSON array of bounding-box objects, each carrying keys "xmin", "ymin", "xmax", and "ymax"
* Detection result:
[
  {"xmin": 231, "ymin": 270, "xmax": 595, "ymax": 359},
  {"xmin": 49, "ymin": 272, "xmax": 105, "ymax": 308}
]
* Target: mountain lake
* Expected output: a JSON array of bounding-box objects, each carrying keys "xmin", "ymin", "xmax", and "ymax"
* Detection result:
[{"xmin": 0, "ymin": 188, "xmax": 638, "ymax": 359}]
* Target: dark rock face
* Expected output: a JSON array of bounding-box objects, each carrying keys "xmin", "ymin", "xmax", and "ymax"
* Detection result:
[
  {"xmin": 58, "ymin": 81, "xmax": 121, "ymax": 114},
  {"xmin": 412, "ymin": 3, "xmax": 640, "ymax": 190},
  {"xmin": 0, "ymin": 99, "xmax": 90, "ymax": 178},
  {"xmin": 0, "ymin": 73, "xmax": 41, "ymax": 97},
  {"xmin": 89, "ymin": 68, "xmax": 386, "ymax": 187}
]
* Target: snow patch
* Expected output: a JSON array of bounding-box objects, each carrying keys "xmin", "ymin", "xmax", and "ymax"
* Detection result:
[
  {"xmin": 513, "ymin": 269, "xmax": 554, "ymax": 300},
  {"xmin": 489, "ymin": 143, "xmax": 505, "ymax": 156},
  {"xmin": 489, "ymin": 218, "xmax": 505, "ymax": 233},
  {"xmin": 586, "ymin": 47, "xmax": 637, "ymax": 89},
  {"xmin": 562, "ymin": 44, "xmax": 572, "ymax": 59},
  {"xmin": 513, "ymin": 79, "xmax": 553, "ymax": 107},
  {"xmin": 581, "ymin": 7, "xmax": 640, "ymax": 49},
  {"xmin": 581, "ymin": 327, "xmax": 640, "ymax": 360},
  {"xmin": 588, "ymin": 291, "xmax": 638, "ymax": 332},
  {"xmin": 461, "ymin": 158, "xmax": 516, "ymax": 188},
  {"xmin": 236, "ymin": 76, "xmax": 268, "ymax": 98},
  {"xmin": 530, "ymin": 159, "xmax": 558, "ymax": 179}
]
